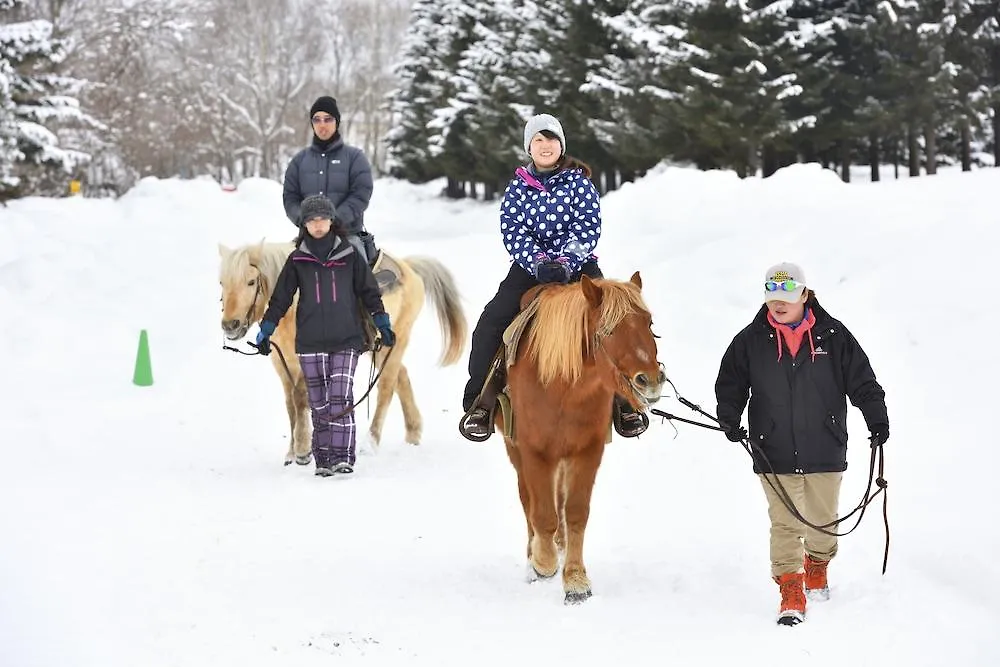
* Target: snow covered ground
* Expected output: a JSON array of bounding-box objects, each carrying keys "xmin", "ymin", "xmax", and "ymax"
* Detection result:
[{"xmin": 1, "ymin": 163, "xmax": 998, "ymax": 666}]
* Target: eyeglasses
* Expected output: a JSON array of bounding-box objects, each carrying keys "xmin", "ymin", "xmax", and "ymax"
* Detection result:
[
  {"xmin": 765, "ymin": 279, "xmax": 802, "ymax": 292},
  {"xmin": 311, "ymin": 116, "xmax": 336, "ymax": 125}
]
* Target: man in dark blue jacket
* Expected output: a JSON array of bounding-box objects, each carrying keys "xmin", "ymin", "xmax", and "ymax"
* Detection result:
[{"xmin": 283, "ymin": 95, "xmax": 375, "ymax": 264}]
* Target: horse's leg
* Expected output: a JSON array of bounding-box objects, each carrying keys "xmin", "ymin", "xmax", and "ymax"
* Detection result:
[
  {"xmin": 561, "ymin": 441, "xmax": 607, "ymax": 604},
  {"xmin": 393, "ymin": 363, "xmax": 423, "ymax": 445},
  {"xmin": 504, "ymin": 438, "xmax": 533, "ymax": 562},
  {"xmin": 554, "ymin": 461, "xmax": 568, "ymax": 555},
  {"xmin": 292, "ymin": 371, "xmax": 312, "ymax": 465},
  {"xmin": 523, "ymin": 448, "xmax": 560, "ymax": 579},
  {"xmin": 368, "ymin": 343, "xmax": 404, "ymax": 447},
  {"xmin": 274, "ymin": 355, "xmax": 297, "ymax": 466},
  {"xmin": 282, "ymin": 384, "xmax": 296, "ymax": 466}
]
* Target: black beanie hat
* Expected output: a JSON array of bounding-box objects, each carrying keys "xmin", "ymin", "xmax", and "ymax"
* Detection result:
[
  {"xmin": 309, "ymin": 96, "xmax": 340, "ymax": 124},
  {"xmin": 299, "ymin": 195, "xmax": 336, "ymax": 226}
]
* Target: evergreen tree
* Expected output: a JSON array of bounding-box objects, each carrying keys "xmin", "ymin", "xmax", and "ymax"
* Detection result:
[
  {"xmin": 383, "ymin": 0, "xmax": 451, "ymax": 183},
  {"xmin": 0, "ymin": 0, "xmax": 92, "ymax": 200},
  {"xmin": 591, "ymin": 0, "xmax": 692, "ymax": 177}
]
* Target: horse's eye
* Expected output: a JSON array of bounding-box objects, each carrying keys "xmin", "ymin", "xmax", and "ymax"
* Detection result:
[{"xmin": 247, "ymin": 279, "xmax": 256, "ymax": 286}]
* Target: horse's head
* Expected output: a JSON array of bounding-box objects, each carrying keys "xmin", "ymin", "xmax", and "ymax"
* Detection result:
[
  {"xmin": 581, "ymin": 272, "xmax": 666, "ymax": 407},
  {"xmin": 218, "ymin": 241, "xmax": 269, "ymax": 341}
]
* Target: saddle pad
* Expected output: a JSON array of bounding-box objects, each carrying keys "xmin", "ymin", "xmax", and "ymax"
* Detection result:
[
  {"xmin": 502, "ymin": 295, "xmax": 543, "ymax": 370},
  {"xmin": 372, "ymin": 250, "xmax": 401, "ymax": 293}
]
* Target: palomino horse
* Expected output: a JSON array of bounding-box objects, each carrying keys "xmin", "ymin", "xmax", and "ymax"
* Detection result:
[
  {"xmin": 219, "ymin": 239, "xmax": 467, "ymax": 465},
  {"xmin": 500, "ymin": 272, "xmax": 665, "ymax": 604}
]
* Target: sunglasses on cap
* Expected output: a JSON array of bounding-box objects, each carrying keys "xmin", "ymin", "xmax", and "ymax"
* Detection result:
[{"xmin": 765, "ymin": 279, "xmax": 803, "ymax": 292}]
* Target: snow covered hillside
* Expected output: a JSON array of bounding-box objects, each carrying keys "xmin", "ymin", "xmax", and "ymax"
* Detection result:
[{"xmin": 1, "ymin": 164, "xmax": 997, "ymax": 666}]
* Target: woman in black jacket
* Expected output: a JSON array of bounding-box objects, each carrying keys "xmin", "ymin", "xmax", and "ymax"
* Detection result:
[{"xmin": 714, "ymin": 262, "xmax": 889, "ymax": 626}]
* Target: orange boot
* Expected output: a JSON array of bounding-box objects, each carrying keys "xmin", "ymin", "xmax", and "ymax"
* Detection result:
[
  {"xmin": 774, "ymin": 572, "xmax": 806, "ymax": 626},
  {"xmin": 804, "ymin": 554, "xmax": 830, "ymax": 601}
]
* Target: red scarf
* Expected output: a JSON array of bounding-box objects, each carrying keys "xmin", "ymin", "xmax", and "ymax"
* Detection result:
[{"xmin": 766, "ymin": 309, "xmax": 817, "ymax": 362}]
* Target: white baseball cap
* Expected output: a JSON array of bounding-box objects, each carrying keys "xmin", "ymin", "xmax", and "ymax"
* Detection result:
[{"xmin": 763, "ymin": 262, "xmax": 807, "ymax": 303}]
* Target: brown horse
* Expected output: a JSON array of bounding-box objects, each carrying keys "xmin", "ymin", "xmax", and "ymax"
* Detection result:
[{"xmin": 500, "ymin": 272, "xmax": 666, "ymax": 604}]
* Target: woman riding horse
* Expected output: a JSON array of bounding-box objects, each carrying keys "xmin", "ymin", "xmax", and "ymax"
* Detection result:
[{"xmin": 459, "ymin": 113, "xmax": 648, "ymax": 441}]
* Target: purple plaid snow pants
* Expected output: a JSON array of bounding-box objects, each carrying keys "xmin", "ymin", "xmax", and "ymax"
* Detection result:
[{"xmin": 298, "ymin": 350, "xmax": 360, "ymax": 467}]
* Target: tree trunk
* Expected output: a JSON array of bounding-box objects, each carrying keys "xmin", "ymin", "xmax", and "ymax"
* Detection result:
[
  {"xmin": 762, "ymin": 143, "xmax": 778, "ymax": 177},
  {"xmin": 591, "ymin": 166, "xmax": 603, "ymax": 195},
  {"xmin": 924, "ymin": 126, "xmax": 937, "ymax": 175},
  {"xmin": 800, "ymin": 140, "xmax": 817, "ymax": 164},
  {"xmin": 620, "ymin": 169, "xmax": 635, "ymax": 184},
  {"xmin": 960, "ymin": 116, "xmax": 972, "ymax": 172},
  {"xmin": 747, "ymin": 141, "xmax": 759, "ymax": 178},
  {"xmin": 605, "ymin": 167, "xmax": 619, "ymax": 193},
  {"xmin": 839, "ymin": 139, "xmax": 851, "ymax": 183},
  {"xmin": 907, "ymin": 124, "xmax": 920, "ymax": 177},
  {"xmin": 483, "ymin": 181, "xmax": 496, "ymax": 200},
  {"xmin": 993, "ymin": 105, "xmax": 1000, "ymax": 167},
  {"xmin": 869, "ymin": 131, "xmax": 880, "ymax": 182},
  {"xmin": 892, "ymin": 136, "xmax": 899, "ymax": 179},
  {"xmin": 445, "ymin": 177, "xmax": 463, "ymax": 199}
]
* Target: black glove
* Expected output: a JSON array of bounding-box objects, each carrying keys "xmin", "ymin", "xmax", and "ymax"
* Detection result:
[
  {"xmin": 869, "ymin": 424, "xmax": 889, "ymax": 446},
  {"xmin": 535, "ymin": 260, "xmax": 570, "ymax": 284},
  {"xmin": 721, "ymin": 421, "xmax": 748, "ymax": 442}
]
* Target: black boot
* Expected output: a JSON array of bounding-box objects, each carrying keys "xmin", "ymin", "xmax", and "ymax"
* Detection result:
[
  {"xmin": 613, "ymin": 395, "xmax": 649, "ymax": 438},
  {"xmin": 459, "ymin": 406, "xmax": 493, "ymax": 441},
  {"xmin": 459, "ymin": 352, "xmax": 506, "ymax": 442}
]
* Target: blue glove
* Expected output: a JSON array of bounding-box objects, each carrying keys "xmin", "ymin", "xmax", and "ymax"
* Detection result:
[
  {"xmin": 373, "ymin": 312, "xmax": 395, "ymax": 347},
  {"xmin": 534, "ymin": 256, "xmax": 571, "ymax": 284},
  {"xmin": 255, "ymin": 320, "xmax": 276, "ymax": 355}
]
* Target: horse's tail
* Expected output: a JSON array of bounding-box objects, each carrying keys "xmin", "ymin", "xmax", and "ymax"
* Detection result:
[{"xmin": 406, "ymin": 256, "xmax": 468, "ymax": 366}]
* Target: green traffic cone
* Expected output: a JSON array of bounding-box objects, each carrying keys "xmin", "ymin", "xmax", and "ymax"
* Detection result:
[{"xmin": 133, "ymin": 329, "xmax": 153, "ymax": 386}]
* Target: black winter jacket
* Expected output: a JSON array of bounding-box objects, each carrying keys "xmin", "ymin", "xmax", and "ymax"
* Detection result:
[
  {"xmin": 282, "ymin": 136, "xmax": 373, "ymax": 233},
  {"xmin": 262, "ymin": 236, "xmax": 385, "ymax": 354},
  {"xmin": 714, "ymin": 299, "xmax": 888, "ymax": 474}
]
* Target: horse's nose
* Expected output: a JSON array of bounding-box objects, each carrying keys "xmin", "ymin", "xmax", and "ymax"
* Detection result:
[
  {"xmin": 222, "ymin": 319, "xmax": 240, "ymax": 332},
  {"xmin": 634, "ymin": 373, "xmax": 649, "ymax": 388}
]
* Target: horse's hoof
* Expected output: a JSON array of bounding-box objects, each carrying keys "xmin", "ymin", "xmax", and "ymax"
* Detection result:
[
  {"xmin": 530, "ymin": 564, "xmax": 558, "ymax": 580},
  {"xmin": 564, "ymin": 589, "xmax": 592, "ymax": 605},
  {"xmin": 295, "ymin": 454, "xmax": 312, "ymax": 466},
  {"xmin": 283, "ymin": 459, "xmax": 293, "ymax": 466}
]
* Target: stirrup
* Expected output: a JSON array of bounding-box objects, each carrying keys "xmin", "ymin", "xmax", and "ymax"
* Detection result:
[{"xmin": 459, "ymin": 405, "xmax": 495, "ymax": 442}]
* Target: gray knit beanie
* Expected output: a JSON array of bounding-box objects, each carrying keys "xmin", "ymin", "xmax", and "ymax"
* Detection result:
[
  {"xmin": 298, "ymin": 195, "xmax": 335, "ymax": 225},
  {"xmin": 523, "ymin": 113, "xmax": 566, "ymax": 157}
]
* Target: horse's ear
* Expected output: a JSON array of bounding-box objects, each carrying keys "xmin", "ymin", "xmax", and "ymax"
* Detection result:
[
  {"xmin": 248, "ymin": 238, "xmax": 265, "ymax": 263},
  {"xmin": 630, "ymin": 271, "xmax": 642, "ymax": 290},
  {"xmin": 218, "ymin": 243, "xmax": 231, "ymax": 257},
  {"xmin": 581, "ymin": 274, "xmax": 603, "ymax": 308}
]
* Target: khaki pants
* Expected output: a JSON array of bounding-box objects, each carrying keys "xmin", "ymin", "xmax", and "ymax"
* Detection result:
[{"xmin": 758, "ymin": 472, "xmax": 843, "ymax": 578}]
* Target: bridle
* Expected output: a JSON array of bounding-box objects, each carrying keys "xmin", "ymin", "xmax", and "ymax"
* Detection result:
[{"xmin": 592, "ymin": 312, "xmax": 663, "ymax": 408}]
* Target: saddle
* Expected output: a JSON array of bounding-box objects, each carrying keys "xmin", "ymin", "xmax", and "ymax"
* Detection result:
[
  {"xmin": 470, "ymin": 286, "xmax": 612, "ymax": 444},
  {"xmin": 370, "ymin": 248, "xmax": 401, "ymax": 294},
  {"xmin": 360, "ymin": 231, "xmax": 401, "ymax": 294}
]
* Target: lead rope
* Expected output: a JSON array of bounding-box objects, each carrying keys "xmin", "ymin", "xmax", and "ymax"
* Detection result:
[{"xmin": 651, "ymin": 378, "xmax": 890, "ymax": 574}]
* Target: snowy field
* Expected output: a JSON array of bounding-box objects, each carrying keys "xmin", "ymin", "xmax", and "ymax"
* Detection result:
[{"xmin": 1, "ymin": 162, "xmax": 998, "ymax": 666}]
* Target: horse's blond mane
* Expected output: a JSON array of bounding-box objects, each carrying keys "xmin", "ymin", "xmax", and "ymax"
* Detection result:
[
  {"xmin": 220, "ymin": 240, "xmax": 295, "ymax": 297},
  {"xmin": 524, "ymin": 279, "xmax": 648, "ymax": 385}
]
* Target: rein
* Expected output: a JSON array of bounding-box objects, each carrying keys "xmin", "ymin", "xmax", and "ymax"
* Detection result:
[
  {"xmin": 650, "ymin": 379, "xmax": 890, "ymax": 575},
  {"xmin": 220, "ymin": 262, "xmax": 393, "ymax": 421}
]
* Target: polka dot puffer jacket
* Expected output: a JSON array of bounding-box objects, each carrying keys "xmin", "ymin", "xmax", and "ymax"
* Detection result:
[{"xmin": 499, "ymin": 165, "xmax": 602, "ymax": 277}]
